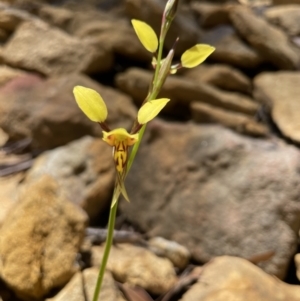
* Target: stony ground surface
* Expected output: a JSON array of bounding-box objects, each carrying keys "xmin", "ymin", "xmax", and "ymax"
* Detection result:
[{"xmin": 1, "ymin": 0, "xmax": 300, "ymax": 300}]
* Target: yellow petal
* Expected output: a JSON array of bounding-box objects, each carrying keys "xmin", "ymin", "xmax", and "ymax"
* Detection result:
[
  {"xmin": 73, "ymin": 86, "xmax": 108, "ymax": 122},
  {"xmin": 181, "ymin": 44, "xmax": 215, "ymax": 68},
  {"xmin": 138, "ymin": 98, "xmax": 170, "ymax": 124},
  {"xmin": 102, "ymin": 128, "xmax": 139, "ymax": 147},
  {"xmin": 131, "ymin": 19, "xmax": 158, "ymax": 53}
]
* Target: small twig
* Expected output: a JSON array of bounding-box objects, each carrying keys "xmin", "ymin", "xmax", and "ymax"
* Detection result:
[
  {"xmin": 1, "ymin": 137, "xmax": 32, "ymax": 154},
  {"xmin": 86, "ymin": 228, "xmax": 144, "ymax": 245},
  {"xmin": 0, "ymin": 159, "xmax": 34, "ymax": 177}
]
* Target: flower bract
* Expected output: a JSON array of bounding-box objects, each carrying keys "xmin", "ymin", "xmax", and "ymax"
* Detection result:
[
  {"xmin": 181, "ymin": 44, "xmax": 215, "ymax": 68},
  {"xmin": 131, "ymin": 19, "xmax": 158, "ymax": 53},
  {"xmin": 73, "ymin": 86, "xmax": 108, "ymax": 122}
]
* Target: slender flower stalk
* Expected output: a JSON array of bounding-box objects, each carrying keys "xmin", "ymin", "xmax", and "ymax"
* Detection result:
[{"xmin": 73, "ymin": 0, "xmax": 215, "ymax": 299}]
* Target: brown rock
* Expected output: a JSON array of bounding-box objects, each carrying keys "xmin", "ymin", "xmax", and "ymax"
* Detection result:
[
  {"xmin": 191, "ymin": 102, "xmax": 268, "ymax": 137},
  {"xmin": 73, "ymin": 18, "xmax": 151, "ymax": 62},
  {"xmin": 202, "ymin": 25, "xmax": 263, "ymax": 68},
  {"xmin": 229, "ymin": 5, "xmax": 300, "ymax": 70},
  {"xmin": 121, "ymin": 119, "xmax": 300, "ymax": 278},
  {"xmin": 2, "ymin": 21, "xmax": 113, "ymax": 76},
  {"xmin": 92, "ymin": 243, "xmax": 177, "ymax": 295},
  {"xmin": 0, "ymin": 28, "xmax": 9, "ymax": 42},
  {"xmin": 0, "ymin": 173, "xmax": 23, "ymax": 226},
  {"xmin": 0, "ymin": 65, "xmax": 26, "ymax": 86},
  {"xmin": 147, "ymin": 237, "xmax": 191, "ymax": 270},
  {"xmin": 0, "ymin": 4, "xmax": 33, "ymax": 31},
  {"xmin": 125, "ymin": 0, "xmax": 199, "ymax": 54},
  {"xmin": 38, "ymin": 5, "xmax": 73, "ymax": 29},
  {"xmin": 25, "ymin": 136, "xmax": 115, "ymax": 220},
  {"xmin": 273, "ymin": 0, "xmax": 300, "ymax": 4},
  {"xmin": 264, "ymin": 5, "xmax": 300, "ymax": 36},
  {"xmin": 116, "ymin": 68, "xmax": 259, "ymax": 115},
  {"xmin": 191, "ymin": 2, "xmax": 230, "ymax": 28},
  {"xmin": 0, "ymin": 127, "xmax": 8, "ymax": 145},
  {"xmin": 46, "ymin": 268, "xmax": 125, "ymax": 301},
  {"xmin": 181, "ymin": 256, "xmax": 300, "ymax": 301},
  {"xmin": 0, "ymin": 175, "xmax": 88, "ymax": 299},
  {"xmin": 253, "ymin": 71, "xmax": 300, "ymax": 143},
  {"xmin": 0, "ymin": 73, "xmax": 136, "ymax": 149},
  {"xmin": 184, "ymin": 64, "xmax": 252, "ymax": 94},
  {"xmin": 295, "ymin": 253, "xmax": 300, "ymax": 281}
]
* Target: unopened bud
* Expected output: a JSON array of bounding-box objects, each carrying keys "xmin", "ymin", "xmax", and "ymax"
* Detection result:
[
  {"xmin": 164, "ymin": 0, "xmax": 179, "ymax": 24},
  {"xmin": 160, "ymin": 0, "xmax": 179, "ymax": 40}
]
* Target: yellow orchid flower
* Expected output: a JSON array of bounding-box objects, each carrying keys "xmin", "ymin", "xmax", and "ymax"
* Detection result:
[
  {"xmin": 102, "ymin": 128, "xmax": 138, "ymax": 173},
  {"xmin": 73, "ymin": 86, "xmax": 170, "ymax": 203}
]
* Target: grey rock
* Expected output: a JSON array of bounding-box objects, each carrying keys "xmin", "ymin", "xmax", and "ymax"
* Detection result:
[
  {"xmin": 25, "ymin": 136, "xmax": 115, "ymax": 220},
  {"xmin": 121, "ymin": 119, "xmax": 300, "ymax": 279}
]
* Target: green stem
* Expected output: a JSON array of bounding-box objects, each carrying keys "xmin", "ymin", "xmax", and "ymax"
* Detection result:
[
  {"xmin": 92, "ymin": 188, "xmax": 120, "ymax": 301},
  {"xmin": 153, "ymin": 37, "xmax": 164, "ymax": 87}
]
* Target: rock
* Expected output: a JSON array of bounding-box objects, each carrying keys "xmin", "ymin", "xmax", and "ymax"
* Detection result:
[
  {"xmin": 0, "ymin": 175, "xmax": 88, "ymax": 300},
  {"xmin": 0, "ymin": 4, "xmax": 34, "ymax": 31},
  {"xmin": 38, "ymin": 5, "xmax": 74, "ymax": 29},
  {"xmin": 0, "ymin": 173, "xmax": 23, "ymax": 226},
  {"xmin": 0, "ymin": 65, "xmax": 26, "ymax": 86},
  {"xmin": 202, "ymin": 25, "xmax": 263, "ymax": 69},
  {"xmin": 229, "ymin": 5, "xmax": 300, "ymax": 70},
  {"xmin": 0, "ymin": 28, "xmax": 9, "ymax": 42},
  {"xmin": 191, "ymin": 2, "xmax": 230, "ymax": 28},
  {"xmin": 116, "ymin": 68, "xmax": 259, "ymax": 115},
  {"xmin": 2, "ymin": 21, "xmax": 113, "ymax": 76},
  {"xmin": 184, "ymin": 64, "xmax": 252, "ymax": 94},
  {"xmin": 264, "ymin": 5, "xmax": 300, "ymax": 36},
  {"xmin": 295, "ymin": 253, "xmax": 300, "ymax": 281},
  {"xmin": 147, "ymin": 237, "xmax": 191, "ymax": 269},
  {"xmin": 92, "ymin": 243, "xmax": 177, "ymax": 294},
  {"xmin": 46, "ymin": 268, "xmax": 125, "ymax": 301},
  {"xmin": 0, "ymin": 73, "xmax": 136, "ymax": 149},
  {"xmin": 0, "ymin": 127, "xmax": 8, "ymax": 145},
  {"xmin": 253, "ymin": 71, "xmax": 300, "ymax": 143},
  {"xmin": 72, "ymin": 18, "xmax": 151, "ymax": 62},
  {"xmin": 191, "ymin": 102, "xmax": 268, "ymax": 137},
  {"xmin": 181, "ymin": 256, "xmax": 300, "ymax": 301},
  {"xmin": 120, "ymin": 119, "xmax": 300, "ymax": 279},
  {"xmin": 273, "ymin": 0, "xmax": 300, "ymax": 4},
  {"xmin": 125, "ymin": 0, "xmax": 199, "ymax": 54},
  {"xmin": 25, "ymin": 136, "xmax": 115, "ymax": 220}
]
